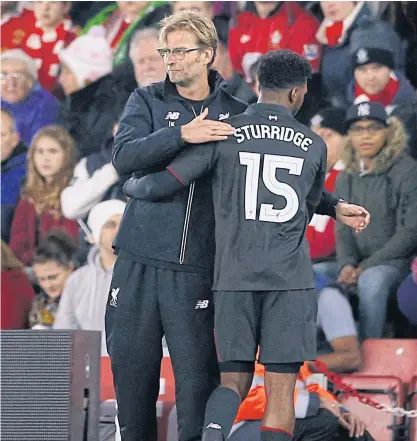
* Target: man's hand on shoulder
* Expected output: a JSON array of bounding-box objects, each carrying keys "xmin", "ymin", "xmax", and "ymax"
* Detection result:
[
  {"xmin": 336, "ymin": 201, "xmax": 370, "ymax": 233},
  {"xmin": 180, "ymin": 108, "xmax": 234, "ymax": 144}
]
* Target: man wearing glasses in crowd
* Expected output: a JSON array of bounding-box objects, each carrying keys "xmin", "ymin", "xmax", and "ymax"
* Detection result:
[{"xmin": 106, "ymin": 11, "xmax": 370, "ymax": 441}]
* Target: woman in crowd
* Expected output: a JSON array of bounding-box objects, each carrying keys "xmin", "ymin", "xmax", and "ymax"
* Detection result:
[
  {"xmin": 9, "ymin": 125, "xmax": 79, "ymax": 266},
  {"xmin": 1, "ymin": 240, "xmax": 35, "ymax": 330},
  {"xmin": 29, "ymin": 229, "xmax": 77, "ymax": 329},
  {"xmin": 334, "ymin": 102, "xmax": 417, "ymax": 339}
]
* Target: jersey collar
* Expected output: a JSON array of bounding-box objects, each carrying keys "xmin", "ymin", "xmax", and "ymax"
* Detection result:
[{"xmin": 246, "ymin": 103, "xmax": 293, "ymax": 119}]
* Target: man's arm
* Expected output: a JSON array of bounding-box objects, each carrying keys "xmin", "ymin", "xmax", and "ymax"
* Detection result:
[
  {"xmin": 112, "ymin": 91, "xmax": 185, "ymax": 175},
  {"xmin": 123, "ymin": 144, "xmax": 218, "ymax": 201},
  {"xmin": 113, "ymin": 99, "xmax": 234, "ymax": 175},
  {"xmin": 307, "ymin": 143, "xmax": 327, "ymax": 221}
]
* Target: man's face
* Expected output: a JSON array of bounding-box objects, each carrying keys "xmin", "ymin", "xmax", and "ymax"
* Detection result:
[
  {"xmin": 349, "ymin": 119, "xmax": 389, "ymax": 159},
  {"xmin": 354, "ymin": 63, "xmax": 391, "ymax": 95},
  {"xmin": 320, "ymin": 1, "xmax": 356, "ymax": 21},
  {"xmin": 33, "ymin": 1, "xmax": 70, "ymax": 29},
  {"xmin": 162, "ymin": 30, "xmax": 213, "ymax": 87},
  {"xmin": 33, "ymin": 260, "xmax": 73, "ymax": 299},
  {"xmin": 312, "ymin": 126, "xmax": 344, "ymax": 170},
  {"xmin": 99, "ymin": 214, "xmax": 123, "ymax": 252},
  {"xmin": 131, "ymin": 37, "xmax": 166, "ymax": 87},
  {"xmin": 1, "ymin": 59, "xmax": 34, "ymax": 103},
  {"xmin": 172, "ymin": 1, "xmax": 214, "ymax": 19},
  {"xmin": 1, "ymin": 111, "xmax": 20, "ymax": 161}
]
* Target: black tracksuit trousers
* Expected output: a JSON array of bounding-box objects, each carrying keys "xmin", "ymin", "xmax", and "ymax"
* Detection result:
[{"xmin": 105, "ymin": 257, "xmax": 220, "ymax": 441}]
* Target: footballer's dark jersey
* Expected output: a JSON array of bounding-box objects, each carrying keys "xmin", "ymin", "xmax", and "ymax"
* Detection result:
[{"xmin": 163, "ymin": 103, "xmax": 326, "ymax": 291}]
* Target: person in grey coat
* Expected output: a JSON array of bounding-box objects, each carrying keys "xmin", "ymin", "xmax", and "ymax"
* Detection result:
[{"xmin": 333, "ymin": 102, "xmax": 417, "ymax": 339}]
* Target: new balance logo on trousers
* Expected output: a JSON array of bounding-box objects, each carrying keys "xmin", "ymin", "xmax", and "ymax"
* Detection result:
[{"xmin": 195, "ymin": 300, "xmax": 209, "ymax": 309}]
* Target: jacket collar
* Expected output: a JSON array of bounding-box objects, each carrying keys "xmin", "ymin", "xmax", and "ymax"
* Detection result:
[
  {"xmin": 1, "ymin": 140, "xmax": 26, "ymax": 169},
  {"xmin": 246, "ymin": 103, "xmax": 293, "ymax": 118}
]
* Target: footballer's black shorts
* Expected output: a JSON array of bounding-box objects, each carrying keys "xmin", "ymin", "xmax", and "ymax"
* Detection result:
[{"xmin": 214, "ymin": 289, "xmax": 318, "ymax": 366}]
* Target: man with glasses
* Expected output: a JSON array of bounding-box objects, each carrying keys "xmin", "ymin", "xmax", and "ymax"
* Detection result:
[
  {"xmin": 107, "ymin": 11, "xmax": 370, "ymax": 441},
  {"xmin": 0, "ymin": 49, "xmax": 59, "ymax": 146}
]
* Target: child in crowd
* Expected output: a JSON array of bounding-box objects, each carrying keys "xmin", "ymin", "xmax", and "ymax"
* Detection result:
[
  {"xmin": 1, "ymin": 240, "xmax": 35, "ymax": 330},
  {"xmin": 29, "ymin": 229, "xmax": 77, "ymax": 329},
  {"xmin": 9, "ymin": 125, "xmax": 79, "ymax": 266}
]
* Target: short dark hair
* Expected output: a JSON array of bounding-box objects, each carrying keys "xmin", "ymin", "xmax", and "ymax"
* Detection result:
[
  {"xmin": 33, "ymin": 229, "xmax": 78, "ymax": 268},
  {"xmin": 257, "ymin": 50, "xmax": 312, "ymax": 91}
]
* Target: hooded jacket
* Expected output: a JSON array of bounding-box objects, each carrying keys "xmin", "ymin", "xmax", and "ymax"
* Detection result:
[
  {"xmin": 53, "ymin": 246, "xmax": 113, "ymax": 355},
  {"xmin": 335, "ymin": 117, "xmax": 417, "ymax": 271}
]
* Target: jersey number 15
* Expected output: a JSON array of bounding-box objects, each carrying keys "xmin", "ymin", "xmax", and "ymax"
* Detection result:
[{"xmin": 239, "ymin": 152, "xmax": 304, "ymax": 223}]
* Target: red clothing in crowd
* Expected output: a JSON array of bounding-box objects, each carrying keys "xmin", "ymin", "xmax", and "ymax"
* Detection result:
[
  {"xmin": 229, "ymin": 2, "xmax": 321, "ymax": 80},
  {"xmin": 1, "ymin": 269, "xmax": 35, "ymax": 329},
  {"xmin": 1, "ymin": 9, "xmax": 76, "ymax": 91},
  {"xmin": 9, "ymin": 198, "xmax": 79, "ymax": 266},
  {"xmin": 306, "ymin": 161, "xmax": 344, "ymax": 261}
]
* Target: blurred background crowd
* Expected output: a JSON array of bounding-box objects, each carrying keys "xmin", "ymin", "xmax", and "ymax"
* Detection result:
[{"xmin": 1, "ymin": 2, "xmax": 417, "ymax": 438}]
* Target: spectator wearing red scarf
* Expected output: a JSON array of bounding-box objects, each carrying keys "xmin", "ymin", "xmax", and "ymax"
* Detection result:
[{"xmin": 346, "ymin": 17, "xmax": 417, "ymax": 158}]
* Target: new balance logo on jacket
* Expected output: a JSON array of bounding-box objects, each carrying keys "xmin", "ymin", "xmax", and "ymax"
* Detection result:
[{"xmin": 195, "ymin": 300, "xmax": 209, "ymax": 309}]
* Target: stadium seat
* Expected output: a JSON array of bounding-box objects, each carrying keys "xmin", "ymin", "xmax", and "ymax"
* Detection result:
[
  {"xmin": 409, "ymin": 376, "xmax": 417, "ymax": 441},
  {"xmin": 359, "ymin": 339, "xmax": 417, "ymax": 385},
  {"xmin": 335, "ymin": 375, "xmax": 404, "ymax": 441}
]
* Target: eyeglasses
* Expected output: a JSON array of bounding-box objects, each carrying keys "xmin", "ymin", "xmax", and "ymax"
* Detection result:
[
  {"xmin": 0, "ymin": 72, "xmax": 26, "ymax": 82},
  {"xmin": 157, "ymin": 47, "xmax": 201, "ymax": 60},
  {"xmin": 349, "ymin": 123, "xmax": 386, "ymax": 135}
]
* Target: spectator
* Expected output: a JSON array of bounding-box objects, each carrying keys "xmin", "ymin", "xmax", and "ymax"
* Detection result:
[
  {"xmin": 171, "ymin": 1, "xmax": 214, "ymax": 17},
  {"xmin": 228, "ymin": 1, "xmax": 321, "ymax": 81},
  {"xmin": 54, "ymin": 200, "xmax": 126, "ymax": 355},
  {"xmin": 397, "ymin": 257, "xmax": 417, "ymax": 326},
  {"xmin": 129, "ymin": 27, "xmax": 166, "ymax": 87},
  {"xmin": 57, "ymin": 26, "xmax": 130, "ymax": 157},
  {"xmin": 29, "ymin": 229, "xmax": 77, "ymax": 329},
  {"xmin": 1, "ymin": 240, "xmax": 35, "ymax": 330},
  {"xmin": 1, "ymin": 4, "xmax": 33, "ymax": 50},
  {"xmin": 316, "ymin": 1, "xmax": 372, "ymax": 106},
  {"xmin": 308, "ymin": 107, "xmax": 346, "ymax": 287},
  {"xmin": 347, "ymin": 16, "xmax": 417, "ymax": 158},
  {"xmin": 9, "ymin": 125, "xmax": 79, "ymax": 266},
  {"xmin": 211, "ymin": 16, "xmax": 257, "ymax": 105},
  {"xmin": 61, "ymin": 123, "xmax": 127, "ymax": 220},
  {"xmin": 0, "ymin": 49, "xmax": 59, "ymax": 147},
  {"xmin": 1, "ymin": 108, "xmax": 26, "ymax": 242},
  {"xmin": 82, "ymin": 1, "xmax": 171, "ymax": 67},
  {"xmin": 335, "ymin": 102, "xmax": 417, "ymax": 339},
  {"xmin": 229, "ymin": 362, "xmax": 371, "ymax": 441},
  {"xmin": 15, "ymin": 1, "xmax": 77, "ymax": 91}
]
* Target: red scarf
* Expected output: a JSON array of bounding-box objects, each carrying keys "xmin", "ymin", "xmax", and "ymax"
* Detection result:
[
  {"xmin": 355, "ymin": 74, "xmax": 399, "ymax": 107},
  {"xmin": 325, "ymin": 21, "xmax": 343, "ymax": 47}
]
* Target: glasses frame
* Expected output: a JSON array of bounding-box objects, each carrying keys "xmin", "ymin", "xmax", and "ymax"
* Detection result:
[{"xmin": 157, "ymin": 47, "xmax": 202, "ymax": 61}]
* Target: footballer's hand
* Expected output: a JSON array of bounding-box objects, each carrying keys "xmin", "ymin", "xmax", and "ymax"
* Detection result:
[
  {"xmin": 336, "ymin": 202, "xmax": 370, "ymax": 233},
  {"xmin": 181, "ymin": 108, "xmax": 234, "ymax": 144},
  {"xmin": 339, "ymin": 412, "xmax": 367, "ymax": 438}
]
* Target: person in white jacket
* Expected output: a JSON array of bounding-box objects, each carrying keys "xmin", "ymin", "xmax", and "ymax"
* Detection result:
[{"xmin": 54, "ymin": 199, "xmax": 126, "ymax": 355}]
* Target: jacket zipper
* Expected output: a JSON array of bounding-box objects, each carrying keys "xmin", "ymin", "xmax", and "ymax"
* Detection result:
[{"xmin": 179, "ymin": 104, "xmax": 204, "ymax": 264}]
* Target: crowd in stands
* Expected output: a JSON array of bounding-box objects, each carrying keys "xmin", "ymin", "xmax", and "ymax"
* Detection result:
[{"xmin": 1, "ymin": 1, "xmax": 417, "ymax": 440}]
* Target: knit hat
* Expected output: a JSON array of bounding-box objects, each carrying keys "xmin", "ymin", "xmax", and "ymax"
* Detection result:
[
  {"xmin": 345, "ymin": 101, "xmax": 388, "ymax": 127},
  {"xmin": 58, "ymin": 26, "xmax": 112, "ymax": 87},
  {"xmin": 1, "ymin": 49, "xmax": 38, "ymax": 81},
  {"xmin": 350, "ymin": 17, "xmax": 400, "ymax": 70},
  {"xmin": 87, "ymin": 199, "xmax": 126, "ymax": 245},
  {"xmin": 310, "ymin": 107, "xmax": 347, "ymax": 135}
]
